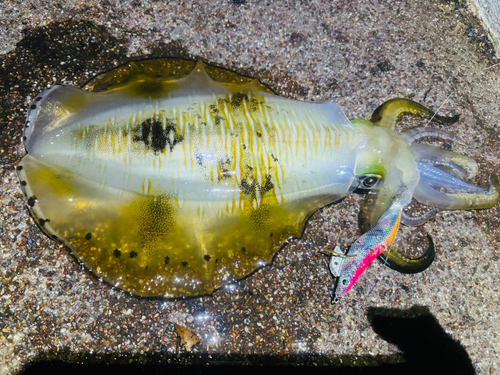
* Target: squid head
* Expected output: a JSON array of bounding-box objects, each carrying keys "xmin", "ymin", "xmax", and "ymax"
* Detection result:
[{"xmin": 333, "ymin": 99, "xmax": 499, "ymax": 301}]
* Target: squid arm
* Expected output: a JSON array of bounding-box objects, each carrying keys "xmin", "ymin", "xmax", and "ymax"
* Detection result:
[
  {"xmin": 409, "ymin": 143, "xmax": 478, "ymax": 180},
  {"xmin": 400, "ymin": 208, "xmax": 439, "ymax": 227},
  {"xmin": 378, "ymin": 235, "xmax": 435, "ymax": 274},
  {"xmin": 358, "ymin": 189, "xmax": 436, "ymax": 275},
  {"xmin": 370, "ymin": 98, "xmax": 460, "ymax": 130},
  {"xmin": 414, "ymin": 166, "xmax": 500, "ymax": 209}
]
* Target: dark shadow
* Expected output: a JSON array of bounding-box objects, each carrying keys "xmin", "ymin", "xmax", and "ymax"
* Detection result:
[
  {"xmin": 367, "ymin": 305, "xmax": 475, "ymax": 375},
  {"xmin": 21, "ymin": 306, "xmax": 475, "ymax": 375}
]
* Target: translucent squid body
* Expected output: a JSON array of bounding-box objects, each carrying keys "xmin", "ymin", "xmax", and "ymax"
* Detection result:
[{"xmin": 17, "ymin": 58, "xmax": 500, "ymax": 299}]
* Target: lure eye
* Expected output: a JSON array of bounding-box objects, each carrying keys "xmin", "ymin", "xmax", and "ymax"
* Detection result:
[{"xmin": 358, "ymin": 174, "xmax": 382, "ymax": 189}]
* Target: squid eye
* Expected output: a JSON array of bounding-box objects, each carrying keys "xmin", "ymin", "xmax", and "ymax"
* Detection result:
[
  {"xmin": 358, "ymin": 174, "xmax": 382, "ymax": 189},
  {"xmin": 363, "ymin": 177, "xmax": 378, "ymax": 187}
]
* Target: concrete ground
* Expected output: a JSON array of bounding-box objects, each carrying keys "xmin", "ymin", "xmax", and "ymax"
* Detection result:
[{"xmin": 0, "ymin": 0, "xmax": 499, "ymax": 374}]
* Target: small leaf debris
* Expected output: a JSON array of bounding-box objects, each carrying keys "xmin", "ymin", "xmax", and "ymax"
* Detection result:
[{"xmin": 174, "ymin": 323, "xmax": 200, "ymax": 351}]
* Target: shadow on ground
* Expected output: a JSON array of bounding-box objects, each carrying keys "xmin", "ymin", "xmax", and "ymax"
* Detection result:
[{"xmin": 21, "ymin": 306, "xmax": 475, "ymax": 375}]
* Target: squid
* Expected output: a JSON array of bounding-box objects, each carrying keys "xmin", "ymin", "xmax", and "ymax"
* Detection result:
[{"xmin": 17, "ymin": 58, "xmax": 499, "ymax": 299}]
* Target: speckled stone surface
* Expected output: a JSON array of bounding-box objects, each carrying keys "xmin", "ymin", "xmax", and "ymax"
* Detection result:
[{"xmin": 1, "ymin": 0, "xmax": 499, "ymax": 374}]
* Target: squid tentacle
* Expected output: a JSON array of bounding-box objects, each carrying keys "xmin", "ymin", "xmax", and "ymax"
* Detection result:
[
  {"xmin": 417, "ymin": 162, "xmax": 487, "ymax": 194},
  {"xmin": 414, "ymin": 171, "xmax": 500, "ymax": 210},
  {"xmin": 418, "ymin": 159, "xmax": 470, "ymax": 180},
  {"xmin": 400, "ymin": 127, "xmax": 467, "ymax": 146},
  {"xmin": 370, "ymin": 98, "xmax": 460, "ymax": 130},
  {"xmin": 358, "ymin": 191, "xmax": 436, "ymax": 275},
  {"xmin": 410, "ymin": 143, "xmax": 478, "ymax": 180},
  {"xmin": 378, "ymin": 235, "xmax": 435, "ymax": 274},
  {"xmin": 400, "ymin": 208, "xmax": 439, "ymax": 227}
]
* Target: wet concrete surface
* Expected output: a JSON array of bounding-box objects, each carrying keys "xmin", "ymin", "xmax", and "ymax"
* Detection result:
[{"xmin": 1, "ymin": 0, "xmax": 499, "ymax": 374}]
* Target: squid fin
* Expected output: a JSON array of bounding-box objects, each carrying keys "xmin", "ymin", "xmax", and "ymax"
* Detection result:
[{"xmin": 83, "ymin": 58, "xmax": 274, "ymax": 95}]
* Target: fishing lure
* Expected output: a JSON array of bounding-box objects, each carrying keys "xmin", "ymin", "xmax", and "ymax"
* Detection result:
[{"xmin": 17, "ymin": 58, "xmax": 499, "ymax": 298}]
